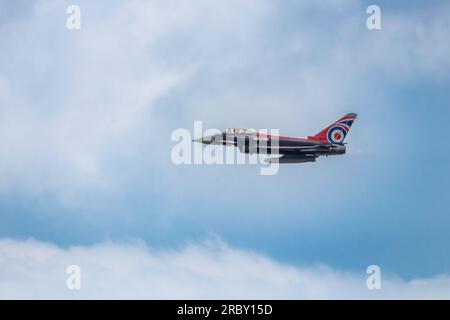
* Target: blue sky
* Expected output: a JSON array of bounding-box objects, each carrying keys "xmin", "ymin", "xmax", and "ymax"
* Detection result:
[{"xmin": 0, "ymin": 0, "xmax": 449, "ymax": 298}]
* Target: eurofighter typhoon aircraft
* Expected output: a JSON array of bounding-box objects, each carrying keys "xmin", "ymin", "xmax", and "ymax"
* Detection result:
[{"xmin": 193, "ymin": 113, "xmax": 357, "ymax": 163}]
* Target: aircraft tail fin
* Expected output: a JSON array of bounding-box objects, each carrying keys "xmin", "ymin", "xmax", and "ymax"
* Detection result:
[{"xmin": 308, "ymin": 113, "xmax": 357, "ymax": 144}]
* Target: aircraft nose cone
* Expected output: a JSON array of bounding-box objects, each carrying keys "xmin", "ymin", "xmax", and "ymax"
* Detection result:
[{"xmin": 192, "ymin": 136, "xmax": 214, "ymax": 144}]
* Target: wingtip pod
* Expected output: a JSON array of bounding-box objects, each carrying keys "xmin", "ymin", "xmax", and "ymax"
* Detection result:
[{"xmin": 308, "ymin": 113, "xmax": 358, "ymax": 144}]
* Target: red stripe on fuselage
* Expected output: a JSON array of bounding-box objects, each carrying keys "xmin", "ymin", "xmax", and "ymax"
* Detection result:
[{"xmin": 256, "ymin": 133, "xmax": 325, "ymax": 143}]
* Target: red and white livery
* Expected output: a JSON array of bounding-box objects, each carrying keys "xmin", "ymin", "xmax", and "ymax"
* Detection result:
[{"xmin": 194, "ymin": 113, "xmax": 358, "ymax": 163}]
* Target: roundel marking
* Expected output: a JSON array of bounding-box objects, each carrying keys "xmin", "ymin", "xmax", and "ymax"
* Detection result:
[
  {"xmin": 327, "ymin": 126, "xmax": 347, "ymax": 144},
  {"xmin": 333, "ymin": 132, "xmax": 342, "ymax": 140}
]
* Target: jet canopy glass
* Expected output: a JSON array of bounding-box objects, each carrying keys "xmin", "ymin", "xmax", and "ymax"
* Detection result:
[{"xmin": 223, "ymin": 128, "xmax": 255, "ymax": 135}]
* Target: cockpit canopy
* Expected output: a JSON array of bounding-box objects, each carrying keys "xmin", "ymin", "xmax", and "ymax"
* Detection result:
[{"xmin": 223, "ymin": 128, "xmax": 255, "ymax": 135}]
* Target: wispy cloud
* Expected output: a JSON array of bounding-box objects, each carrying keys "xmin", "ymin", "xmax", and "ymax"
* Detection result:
[
  {"xmin": 1, "ymin": 0, "xmax": 450, "ymax": 283},
  {"xmin": 1, "ymin": 0, "xmax": 449, "ymax": 201},
  {"xmin": 1, "ymin": 237, "xmax": 449, "ymax": 299}
]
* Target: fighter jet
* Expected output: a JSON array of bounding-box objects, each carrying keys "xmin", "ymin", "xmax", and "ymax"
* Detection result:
[{"xmin": 193, "ymin": 113, "xmax": 357, "ymax": 163}]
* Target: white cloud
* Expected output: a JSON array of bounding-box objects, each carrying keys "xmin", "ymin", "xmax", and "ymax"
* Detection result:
[
  {"xmin": 0, "ymin": 0, "xmax": 273, "ymax": 203},
  {"xmin": 0, "ymin": 237, "xmax": 449, "ymax": 299},
  {"xmin": 1, "ymin": 2, "xmax": 450, "ymax": 286},
  {"xmin": 1, "ymin": 1, "xmax": 450, "ymax": 204}
]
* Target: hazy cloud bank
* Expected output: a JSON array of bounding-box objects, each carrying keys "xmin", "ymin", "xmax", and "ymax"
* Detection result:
[{"xmin": 1, "ymin": 237, "xmax": 449, "ymax": 299}]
